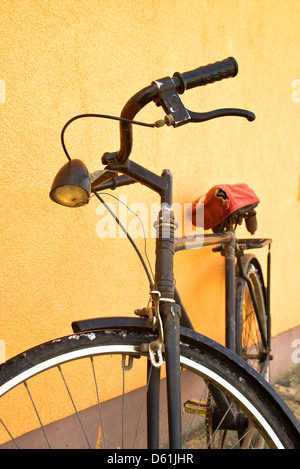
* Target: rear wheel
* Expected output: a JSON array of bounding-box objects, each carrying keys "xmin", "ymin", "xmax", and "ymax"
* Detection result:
[
  {"xmin": 0, "ymin": 320, "xmax": 299, "ymax": 449},
  {"xmin": 236, "ymin": 255, "xmax": 269, "ymax": 380}
]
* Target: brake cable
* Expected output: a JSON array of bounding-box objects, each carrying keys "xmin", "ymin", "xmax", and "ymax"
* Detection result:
[
  {"xmin": 92, "ymin": 189, "xmax": 155, "ymax": 289},
  {"xmin": 61, "ymin": 113, "xmax": 157, "ymax": 161}
]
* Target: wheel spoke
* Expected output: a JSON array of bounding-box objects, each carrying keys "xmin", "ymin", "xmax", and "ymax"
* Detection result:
[
  {"xmin": 58, "ymin": 365, "xmax": 91, "ymax": 449},
  {"xmin": 24, "ymin": 381, "xmax": 52, "ymax": 448},
  {"xmin": 132, "ymin": 364, "xmax": 152, "ymax": 449},
  {"xmin": 122, "ymin": 362, "xmax": 125, "ymax": 448},
  {"xmin": 0, "ymin": 418, "xmax": 20, "ymax": 449},
  {"xmin": 90, "ymin": 357, "xmax": 107, "ymax": 449},
  {"xmin": 205, "ymin": 402, "xmax": 234, "ymax": 448},
  {"xmin": 183, "ymin": 383, "xmax": 208, "ymax": 448}
]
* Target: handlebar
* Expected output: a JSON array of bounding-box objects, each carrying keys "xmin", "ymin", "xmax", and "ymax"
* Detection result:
[
  {"xmin": 102, "ymin": 57, "xmax": 254, "ymax": 166},
  {"xmin": 173, "ymin": 57, "xmax": 238, "ymax": 93}
]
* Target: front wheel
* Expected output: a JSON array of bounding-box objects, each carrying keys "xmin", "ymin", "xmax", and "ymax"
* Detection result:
[{"xmin": 0, "ymin": 319, "xmax": 299, "ymax": 449}]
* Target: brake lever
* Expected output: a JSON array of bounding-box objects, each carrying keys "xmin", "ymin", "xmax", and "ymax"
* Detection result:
[
  {"xmin": 188, "ymin": 108, "xmax": 255, "ymax": 122},
  {"xmin": 152, "ymin": 76, "xmax": 255, "ymax": 127},
  {"xmin": 154, "ymin": 107, "xmax": 255, "ymax": 128}
]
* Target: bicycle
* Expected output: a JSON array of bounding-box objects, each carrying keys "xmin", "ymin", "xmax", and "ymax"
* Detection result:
[{"xmin": 0, "ymin": 57, "xmax": 299, "ymax": 449}]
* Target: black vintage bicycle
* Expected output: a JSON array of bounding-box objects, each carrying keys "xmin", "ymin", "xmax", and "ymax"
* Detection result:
[{"xmin": 1, "ymin": 58, "xmax": 300, "ymax": 449}]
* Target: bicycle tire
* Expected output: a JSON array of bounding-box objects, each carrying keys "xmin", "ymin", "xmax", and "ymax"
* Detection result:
[
  {"xmin": 236, "ymin": 254, "xmax": 269, "ymax": 379},
  {"xmin": 0, "ymin": 319, "xmax": 299, "ymax": 449}
]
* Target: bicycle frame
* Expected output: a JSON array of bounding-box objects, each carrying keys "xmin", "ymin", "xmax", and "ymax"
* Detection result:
[{"xmin": 83, "ymin": 158, "xmax": 273, "ymax": 448}]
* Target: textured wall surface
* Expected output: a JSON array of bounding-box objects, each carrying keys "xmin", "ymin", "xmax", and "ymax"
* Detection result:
[{"xmin": 0, "ymin": 0, "xmax": 299, "ymax": 371}]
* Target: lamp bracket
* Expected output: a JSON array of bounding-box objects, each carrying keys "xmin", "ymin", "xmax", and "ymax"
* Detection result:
[{"xmin": 90, "ymin": 169, "xmax": 119, "ymax": 188}]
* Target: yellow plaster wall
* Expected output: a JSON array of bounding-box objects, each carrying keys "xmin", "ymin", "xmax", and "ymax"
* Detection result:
[{"xmin": 1, "ymin": 0, "xmax": 300, "ymax": 364}]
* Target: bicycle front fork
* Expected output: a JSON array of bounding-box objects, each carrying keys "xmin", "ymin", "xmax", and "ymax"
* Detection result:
[
  {"xmin": 147, "ymin": 303, "xmax": 182, "ymax": 449},
  {"xmin": 147, "ymin": 171, "xmax": 182, "ymax": 449}
]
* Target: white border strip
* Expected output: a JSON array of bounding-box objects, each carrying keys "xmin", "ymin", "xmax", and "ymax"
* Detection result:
[{"xmin": 0, "ymin": 345, "xmax": 136, "ymax": 396}]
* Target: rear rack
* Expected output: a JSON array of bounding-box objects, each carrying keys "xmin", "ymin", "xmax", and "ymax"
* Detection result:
[
  {"xmin": 175, "ymin": 234, "xmax": 272, "ymax": 252},
  {"xmin": 236, "ymin": 238, "xmax": 272, "ymax": 250}
]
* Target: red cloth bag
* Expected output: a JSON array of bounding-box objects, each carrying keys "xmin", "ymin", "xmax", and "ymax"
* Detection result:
[{"xmin": 191, "ymin": 183, "xmax": 260, "ymax": 230}]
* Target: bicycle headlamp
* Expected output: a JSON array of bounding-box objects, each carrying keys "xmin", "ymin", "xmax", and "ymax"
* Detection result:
[{"xmin": 50, "ymin": 159, "xmax": 91, "ymax": 207}]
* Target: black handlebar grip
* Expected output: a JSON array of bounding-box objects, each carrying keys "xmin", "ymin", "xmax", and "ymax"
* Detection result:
[{"xmin": 173, "ymin": 57, "xmax": 238, "ymax": 93}]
